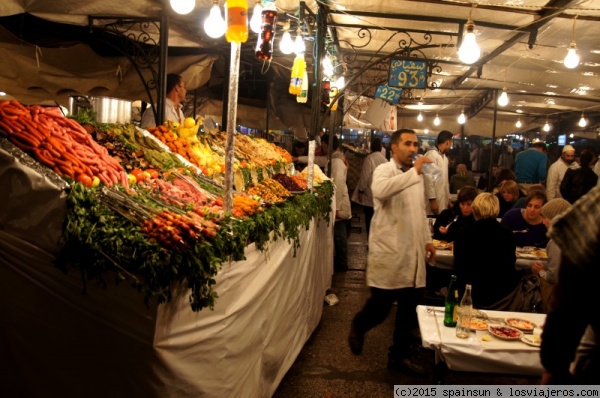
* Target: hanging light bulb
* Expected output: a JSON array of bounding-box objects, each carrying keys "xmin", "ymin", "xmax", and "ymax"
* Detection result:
[
  {"xmin": 322, "ymin": 55, "xmax": 334, "ymax": 78},
  {"xmin": 335, "ymin": 76, "xmax": 345, "ymax": 90},
  {"xmin": 516, "ymin": 119, "xmax": 522, "ymax": 128},
  {"xmin": 498, "ymin": 87, "xmax": 509, "ymax": 107},
  {"xmin": 578, "ymin": 112, "xmax": 587, "ymax": 127},
  {"xmin": 204, "ymin": 1, "xmax": 226, "ymax": 39},
  {"xmin": 543, "ymin": 120, "xmax": 551, "ymax": 132},
  {"xmin": 434, "ymin": 114, "xmax": 441, "ymax": 126},
  {"xmin": 424, "ymin": 128, "xmax": 430, "ymax": 135},
  {"xmin": 417, "ymin": 112, "xmax": 424, "ymax": 122},
  {"xmin": 279, "ymin": 21, "xmax": 294, "ymax": 54},
  {"xmin": 457, "ymin": 110, "xmax": 466, "ymax": 124},
  {"xmin": 564, "ymin": 17, "xmax": 580, "ymax": 69},
  {"xmin": 170, "ymin": 0, "xmax": 195, "ymax": 15},
  {"xmin": 249, "ymin": 0, "xmax": 263, "ymax": 34},
  {"xmin": 458, "ymin": 17, "xmax": 481, "ymax": 64},
  {"xmin": 564, "ymin": 42, "xmax": 580, "ymax": 69},
  {"xmin": 293, "ymin": 27, "xmax": 305, "ymax": 54}
]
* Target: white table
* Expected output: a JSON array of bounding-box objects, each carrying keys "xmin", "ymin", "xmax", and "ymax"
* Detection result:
[{"xmin": 417, "ymin": 305, "xmax": 546, "ymax": 382}]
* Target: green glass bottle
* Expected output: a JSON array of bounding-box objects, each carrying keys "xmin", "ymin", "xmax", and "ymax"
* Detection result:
[{"xmin": 443, "ymin": 275, "xmax": 459, "ymax": 327}]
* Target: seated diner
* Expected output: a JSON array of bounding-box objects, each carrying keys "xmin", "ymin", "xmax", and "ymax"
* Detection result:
[
  {"xmin": 432, "ymin": 186, "xmax": 477, "ymax": 243},
  {"xmin": 454, "ymin": 193, "xmax": 520, "ymax": 309},
  {"xmin": 501, "ymin": 191, "xmax": 548, "ymax": 248}
]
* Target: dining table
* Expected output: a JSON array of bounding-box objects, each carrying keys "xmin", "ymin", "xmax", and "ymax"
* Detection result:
[
  {"xmin": 432, "ymin": 241, "xmax": 548, "ymax": 271},
  {"xmin": 416, "ymin": 305, "xmax": 546, "ymax": 384}
]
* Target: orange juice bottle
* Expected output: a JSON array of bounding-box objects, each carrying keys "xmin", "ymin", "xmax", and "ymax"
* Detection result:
[
  {"xmin": 289, "ymin": 54, "xmax": 306, "ymax": 95},
  {"xmin": 226, "ymin": 0, "xmax": 248, "ymax": 43}
]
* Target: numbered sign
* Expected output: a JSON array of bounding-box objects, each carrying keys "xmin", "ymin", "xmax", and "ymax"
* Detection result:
[
  {"xmin": 388, "ymin": 59, "xmax": 427, "ymax": 89},
  {"xmin": 375, "ymin": 85, "xmax": 402, "ymax": 104}
]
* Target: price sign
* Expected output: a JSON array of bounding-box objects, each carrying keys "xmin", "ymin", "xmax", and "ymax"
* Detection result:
[
  {"xmin": 375, "ymin": 85, "xmax": 402, "ymax": 104},
  {"xmin": 388, "ymin": 59, "xmax": 428, "ymax": 89}
]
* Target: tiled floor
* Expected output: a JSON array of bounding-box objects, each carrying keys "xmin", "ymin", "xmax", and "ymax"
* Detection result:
[{"xmin": 273, "ymin": 205, "xmax": 538, "ymax": 397}]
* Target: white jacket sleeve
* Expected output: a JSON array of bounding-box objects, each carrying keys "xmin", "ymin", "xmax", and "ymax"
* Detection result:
[{"xmin": 546, "ymin": 163, "xmax": 558, "ymax": 200}]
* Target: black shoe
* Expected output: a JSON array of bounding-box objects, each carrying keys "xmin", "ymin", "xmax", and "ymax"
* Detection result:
[
  {"xmin": 387, "ymin": 357, "xmax": 425, "ymax": 376},
  {"xmin": 348, "ymin": 327, "xmax": 364, "ymax": 355}
]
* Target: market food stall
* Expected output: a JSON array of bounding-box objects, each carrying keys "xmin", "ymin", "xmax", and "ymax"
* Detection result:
[{"xmin": 0, "ymin": 101, "xmax": 335, "ymax": 397}]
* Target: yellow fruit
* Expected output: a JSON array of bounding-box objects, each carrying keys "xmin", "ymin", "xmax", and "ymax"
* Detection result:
[
  {"xmin": 127, "ymin": 174, "xmax": 137, "ymax": 185},
  {"xmin": 213, "ymin": 164, "xmax": 222, "ymax": 174},
  {"xmin": 184, "ymin": 117, "xmax": 196, "ymax": 129},
  {"xmin": 92, "ymin": 176, "xmax": 101, "ymax": 187}
]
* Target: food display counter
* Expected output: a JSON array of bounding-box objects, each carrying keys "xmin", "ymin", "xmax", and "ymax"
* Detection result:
[{"xmin": 0, "ymin": 101, "xmax": 335, "ymax": 397}]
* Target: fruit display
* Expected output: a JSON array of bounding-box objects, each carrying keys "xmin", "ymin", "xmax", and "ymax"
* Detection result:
[{"xmin": 0, "ymin": 100, "xmax": 334, "ymax": 312}]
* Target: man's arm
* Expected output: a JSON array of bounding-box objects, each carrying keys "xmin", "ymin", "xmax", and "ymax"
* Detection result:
[{"xmin": 546, "ymin": 164, "xmax": 557, "ymax": 200}]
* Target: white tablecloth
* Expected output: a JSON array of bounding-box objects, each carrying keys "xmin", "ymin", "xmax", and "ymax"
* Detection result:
[
  {"xmin": 417, "ymin": 305, "xmax": 546, "ymax": 376},
  {"xmin": 0, "ymin": 211, "xmax": 334, "ymax": 397}
]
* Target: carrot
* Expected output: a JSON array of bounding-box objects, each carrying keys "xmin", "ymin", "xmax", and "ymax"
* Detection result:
[
  {"xmin": 8, "ymin": 136, "xmax": 36, "ymax": 152},
  {"xmin": 0, "ymin": 120, "xmax": 14, "ymax": 134},
  {"xmin": 11, "ymin": 131, "xmax": 41, "ymax": 148},
  {"xmin": 10, "ymin": 100, "xmax": 28, "ymax": 112},
  {"xmin": 33, "ymin": 148, "xmax": 56, "ymax": 167},
  {"xmin": 0, "ymin": 101, "xmax": 9, "ymax": 109}
]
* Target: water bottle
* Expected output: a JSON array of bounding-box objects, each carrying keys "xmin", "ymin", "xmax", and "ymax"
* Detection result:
[
  {"xmin": 456, "ymin": 284, "xmax": 473, "ymax": 339},
  {"xmin": 443, "ymin": 275, "xmax": 459, "ymax": 327},
  {"xmin": 412, "ymin": 154, "xmax": 442, "ymax": 181},
  {"xmin": 255, "ymin": 1, "xmax": 277, "ymax": 60}
]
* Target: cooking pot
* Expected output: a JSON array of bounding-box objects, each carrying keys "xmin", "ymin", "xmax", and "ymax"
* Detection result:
[{"xmin": 68, "ymin": 95, "xmax": 132, "ymax": 124}]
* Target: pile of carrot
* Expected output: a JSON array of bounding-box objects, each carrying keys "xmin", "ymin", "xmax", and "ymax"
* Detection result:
[{"xmin": 0, "ymin": 100, "xmax": 127, "ymax": 187}]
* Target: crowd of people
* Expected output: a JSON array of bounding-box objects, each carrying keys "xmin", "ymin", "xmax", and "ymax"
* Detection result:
[{"xmin": 293, "ymin": 129, "xmax": 599, "ymax": 381}]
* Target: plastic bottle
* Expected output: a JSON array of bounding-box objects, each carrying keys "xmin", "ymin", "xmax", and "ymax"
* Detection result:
[
  {"xmin": 296, "ymin": 70, "xmax": 308, "ymax": 103},
  {"xmin": 289, "ymin": 54, "xmax": 306, "ymax": 95},
  {"xmin": 255, "ymin": 1, "xmax": 277, "ymax": 60},
  {"xmin": 226, "ymin": 0, "xmax": 248, "ymax": 43},
  {"xmin": 456, "ymin": 284, "xmax": 473, "ymax": 339},
  {"xmin": 412, "ymin": 154, "xmax": 442, "ymax": 181},
  {"xmin": 443, "ymin": 275, "xmax": 459, "ymax": 327}
]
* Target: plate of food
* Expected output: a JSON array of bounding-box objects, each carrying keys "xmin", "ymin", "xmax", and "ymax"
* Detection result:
[
  {"xmin": 432, "ymin": 239, "xmax": 452, "ymax": 250},
  {"xmin": 488, "ymin": 325, "xmax": 524, "ymax": 340},
  {"xmin": 516, "ymin": 247, "xmax": 548, "ymax": 260},
  {"xmin": 469, "ymin": 318, "xmax": 489, "ymax": 331},
  {"xmin": 505, "ymin": 318, "xmax": 537, "ymax": 332},
  {"xmin": 521, "ymin": 335, "xmax": 542, "ymax": 347}
]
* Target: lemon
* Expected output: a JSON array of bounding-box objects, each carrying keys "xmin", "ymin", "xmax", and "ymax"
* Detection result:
[{"xmin": 184, "ymin": 117, "xmax": 196, "ymax": 129}]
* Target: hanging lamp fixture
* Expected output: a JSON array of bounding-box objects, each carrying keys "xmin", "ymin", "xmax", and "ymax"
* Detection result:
[
  {"xmin": 564, "ymin": 16, "xmax": 580, "ymax": 69},
  {"xmin": 458, "ymin": 8, "xmax": 481, "ymax": 64},
  {"xmin": 578, "ymin": 112, "xmax": 587, "ymax": 127},
  {"xmin": 203, "ymin": 0, "xmax": 226, "ymax": 38}
]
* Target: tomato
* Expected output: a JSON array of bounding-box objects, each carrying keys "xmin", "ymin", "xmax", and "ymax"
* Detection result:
[
  {"xmin": 132, "ymin": 168, "xmax": 146, "ymax": 182},
  {"xmin": 77, "ymin": 174, "xmax": 93, "ymax": 187},
  {"xmin": 146, "ymin": 169, "xmax": 159, "ymax": 179}
]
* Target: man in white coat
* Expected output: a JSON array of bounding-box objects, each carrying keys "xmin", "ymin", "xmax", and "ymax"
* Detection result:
[
  {"xmin": 546, "ymin": 145, "xmax": 579, "ymax": 200},
  {"xmin": 348, "ymin": 129, "xmax": 436, "ymax": 375},
  {"xmin": 424, "ymin": 130, "xmax": 453, "ymax": 215}
]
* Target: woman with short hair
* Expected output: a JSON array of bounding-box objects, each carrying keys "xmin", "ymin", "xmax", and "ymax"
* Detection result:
[
  {"xmin": 496, "ymin": 180, "xmax": 522, "ymax": 218},
  {"xmin": 454, "ymin": 193, "xmax": 520, "ymax": 309}
]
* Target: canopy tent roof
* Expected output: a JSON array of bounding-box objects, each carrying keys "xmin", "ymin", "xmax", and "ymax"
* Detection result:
[{"xmin": 1, "ymin": 0, "xmax": 600, "ymax": 139}]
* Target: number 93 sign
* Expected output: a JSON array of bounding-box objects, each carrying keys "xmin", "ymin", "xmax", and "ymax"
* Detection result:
[{"xmin": 388, "ymin": 59, "xmax": 428, "ymax": 89}]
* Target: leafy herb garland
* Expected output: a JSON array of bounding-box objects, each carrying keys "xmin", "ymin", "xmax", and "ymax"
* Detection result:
[{"xmin": 58, "ymin": 181, "xmax": 333, "ymax": 312}]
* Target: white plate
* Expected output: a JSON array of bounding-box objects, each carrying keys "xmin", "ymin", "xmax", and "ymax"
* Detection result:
[
  {"xmin": 488, "ymin": 325, "xmax": 523, "ymax": 340},
  {"xmin": 521, "ymin": 335, "xmax": 541, "ymax": 347},
  {"xmin": 505, "ymin": 317, "xmax": 536, "ymax": 332}
]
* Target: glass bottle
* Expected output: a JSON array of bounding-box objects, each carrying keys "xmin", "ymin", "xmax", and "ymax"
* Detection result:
[
  {"xmin": 255, "ymin": 1, "xmax": 277, "ymax": 60},
  {"xmin": 443, "ymin": 275, "xmax": 459, "ymax": 327},
  {"xmin": 226, "ymin": 0, "xmax": 248, "ymax": 43},
  {"xmin": 456, "ymin": 284, "xmax": 473, "ymax": 339},
  {"xmin": 289, "ymin": 54, "xmax": 306, "ymax": 95}
]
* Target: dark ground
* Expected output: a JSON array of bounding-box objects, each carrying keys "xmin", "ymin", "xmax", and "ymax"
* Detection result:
[{"xmin": 273, "ymin": 205, "xmax": 538, "ymax": 397}]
